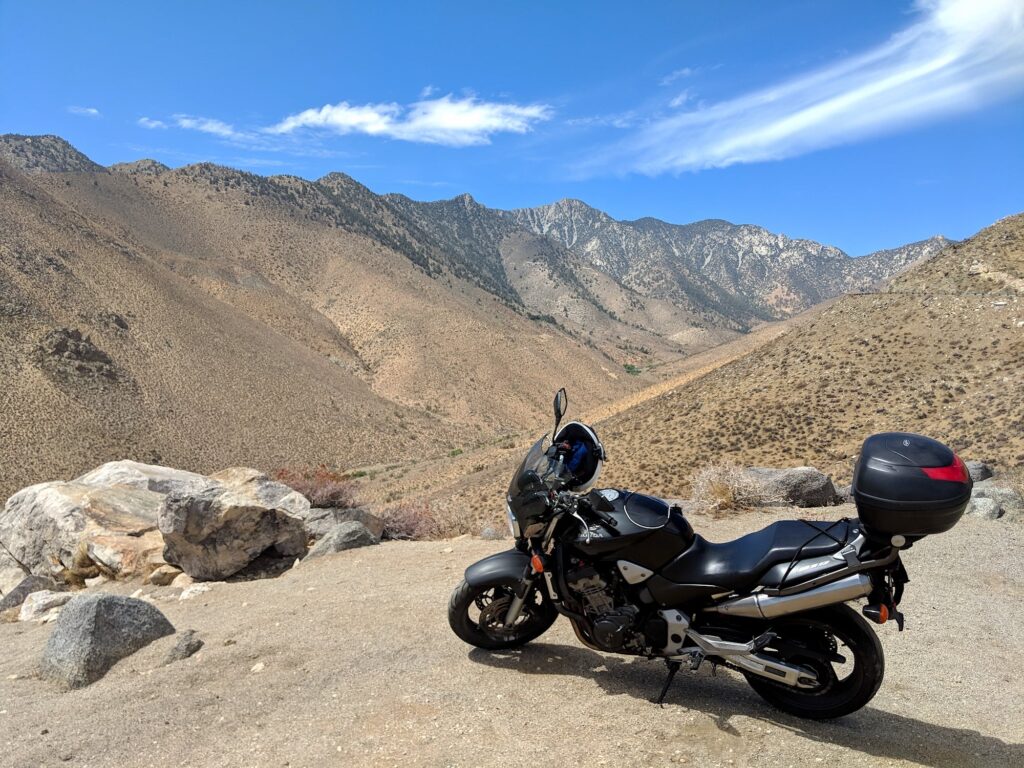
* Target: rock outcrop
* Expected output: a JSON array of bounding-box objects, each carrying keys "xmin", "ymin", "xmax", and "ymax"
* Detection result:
[
  {"xmin": 0, "ymin": 480, "xmax": 164, "ymax": 594},
  {"xmin": 41, "ymin": 594, "xmax": 175, "ymax": 688},
  {"xmin": 295, "ymin": 506, "xmax": 385, "ymax": 540},
  {"xmin": 159, "ymin": 467, "xmax": 309, "ymax": 580},
  {"xmin": 75, "ymin": 460, "xmax": 212, "ymax": 498},
  {"xmin": 745, "ymin": 467, "xmax": 841, "ymax": 507},
  {"xmin": 305, "ymin": 521, "xmax": 379, "ymax": 560},
  {"xmin": 967, "ymin": 480, "xmax": 1024, "ymax": 521}
]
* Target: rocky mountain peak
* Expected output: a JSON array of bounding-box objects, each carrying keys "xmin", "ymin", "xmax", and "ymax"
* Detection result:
[
  {"xmin": 109, "ymin": 158, "xmax": 170, "ymax": 176},
  {"xmin": 0, "ymin": 134, "xmax": 106, "ymax": 174}
]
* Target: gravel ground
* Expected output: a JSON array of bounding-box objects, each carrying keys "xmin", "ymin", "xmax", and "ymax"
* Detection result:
[{"xmin": 1, "ymin": 507, "xmax": 1022, "ymax": 768}]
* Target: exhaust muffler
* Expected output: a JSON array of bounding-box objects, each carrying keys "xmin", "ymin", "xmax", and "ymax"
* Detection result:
[{"xmin": 709, "ymin": 574, "xmax": 872, "ymax": 619}]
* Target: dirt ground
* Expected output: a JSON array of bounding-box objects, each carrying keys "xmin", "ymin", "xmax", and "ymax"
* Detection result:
[{"xmin": 1, "ymin": 507, "xmax": 1022, "ymax": 768}]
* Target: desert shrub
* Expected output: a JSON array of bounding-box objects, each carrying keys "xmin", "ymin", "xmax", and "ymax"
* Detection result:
[
  {"xmin": 689, "ymin": 464, "xmax": 785, "ymax": 512},
  {"xmin": 379, "ymin": 500, "xmax": 483, "ymax": 540},
  {"xmin": 271, "ymin": 466, "xmax": 360, "ymax": 509}
]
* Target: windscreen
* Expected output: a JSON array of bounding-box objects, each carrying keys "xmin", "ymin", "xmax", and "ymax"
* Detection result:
[{"xmin": 507, "ymin": 435, "xmax": 571, "ymax": 518}]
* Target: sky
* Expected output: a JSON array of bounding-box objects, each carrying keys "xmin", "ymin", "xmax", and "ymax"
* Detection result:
[{"xmin": 1, "ymin": 0, "xmax": 1022, "ymax": 254}]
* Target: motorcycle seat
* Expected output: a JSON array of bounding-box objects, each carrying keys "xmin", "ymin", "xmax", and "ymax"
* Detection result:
[{"xmin": 659, "ymin": 520, "xmax": 854, "ymax": 592}]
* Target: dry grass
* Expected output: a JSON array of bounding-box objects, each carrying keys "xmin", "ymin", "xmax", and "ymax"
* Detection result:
[{"xmin": 689, "ymin": 464, "xmax": 786, "ymax": 512}]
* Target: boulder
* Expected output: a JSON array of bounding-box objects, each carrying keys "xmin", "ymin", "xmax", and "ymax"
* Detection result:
[
  {"xmin": 965, "ymin": 461, "xmax": 994, "ymax": 483},
  {"xmin": 0, "ymin": 574, "xmax": 64, "ymax": 612},
  {"xmin": 164, "ymin": 629, "xmax": 204, "ymax": 664},
  {"xmin": 41, "ymin": 594, "xmax": 174, "ymax": 688},
  {"xmin": 75, "ymin": 460, "xmax": 213, "ymax": 497},
  {"xmin": 966, "ymin": 497, "xmax": 1001, "ymax": 520},
  {"xmin": 305, "ymin": 521, "xmax": 379, "ymax": 560},
  {"xmin": 969, "ymin": 480, "xmax": 1024, "ymax": 522},
  {"xmin": 745, "ymin": 467, "xmax": 841, "ymax": 507},
  {"xmin": 159, "ymin": 468, "xmax": 309, "ymax": 580},
  {"xmin": 0, "ymin": 481, "xmax": 164, "ymax": 591},
  {"xmin": 19, "ymin": 589, "xmax": 74, "ymax": 622},
  {"xmin": 295, "ymin": 506, "xmax": 385, "ymax": 540}
]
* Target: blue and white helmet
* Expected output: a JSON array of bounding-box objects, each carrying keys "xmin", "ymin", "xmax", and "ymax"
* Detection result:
[{"xmin": 552, "ymin": 421, "xmax": 606, "ymax": 493}]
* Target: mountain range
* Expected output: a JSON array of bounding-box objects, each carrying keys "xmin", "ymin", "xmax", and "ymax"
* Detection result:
[{"xmin": 0, "ymin": 133, "xmax": 952, "ymax": 498}]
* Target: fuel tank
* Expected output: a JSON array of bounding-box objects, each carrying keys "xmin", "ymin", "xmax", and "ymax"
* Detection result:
[{"xmin": 572, "ymin": 488, "xmax": 695, "ymax": 571}]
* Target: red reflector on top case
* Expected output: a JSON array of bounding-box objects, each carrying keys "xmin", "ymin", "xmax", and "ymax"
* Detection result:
[{"xmin": 921, "ymin": 455, "xmax": 969, "ymax": 483}]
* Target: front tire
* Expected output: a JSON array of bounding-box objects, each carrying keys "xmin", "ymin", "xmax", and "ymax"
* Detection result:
[
  {"xmin": 745, "ymin": 604, "xmax": 884, "ymax": 719},
  {"xmin": 448, "ymin": 578, "xmax": 557, "ymax": 650}
]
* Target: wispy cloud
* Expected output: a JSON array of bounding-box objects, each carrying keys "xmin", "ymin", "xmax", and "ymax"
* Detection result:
[
  {"xmin": 588, "ymin": 0, "xmax": 1024, "ymax": 175},
  {"xmin": 68, "ymin": 105, "xmax": 100, "ymax": 117},
  {"xmin": 567, "ymin": 111, "xmax": 641, "ymax": 129},
  {"xmin": 173, "ymin": 114, "xmax": 249, "ymax": 140},
  {"xmin": 266, "ymin": 94, "xmax": 552, "ymax": 146},
  {"xmin": 659, "ymin": 68, "xmax": 694, "ymax": 86},
  {"xmin": 137, "ymin": 116, "xmax": 167, "ymax": 129},
  {"xmin": 668, "ymin": 89, "xmax": 694, "ymax": 109}
]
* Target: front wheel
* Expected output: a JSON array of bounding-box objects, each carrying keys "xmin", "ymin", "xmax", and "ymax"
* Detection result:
[
  {"xmin": 745, "ymin": 603, "xmax": 884, "ymax": 719},
  {"xmin": 448, "ymin": 578, "xmax": 558, "ymax": 650}
]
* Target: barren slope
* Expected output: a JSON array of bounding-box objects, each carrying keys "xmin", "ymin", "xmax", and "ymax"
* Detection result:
[
  {"xmin": 0, "ymin": 160, "xmax": 461, "ymax": 500},
  {"xmin": 597, "ymin": 214, "xmax": 1024, "ymax": 497}
]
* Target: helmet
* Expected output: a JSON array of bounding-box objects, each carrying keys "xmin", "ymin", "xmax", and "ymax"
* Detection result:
[{"xmin": 552, "ymin": 421, "xmax": 606, "ymax": 493}]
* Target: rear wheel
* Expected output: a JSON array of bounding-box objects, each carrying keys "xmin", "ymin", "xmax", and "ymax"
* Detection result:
[
  {"xmin": 448, "ymin": 578, "xmax": 558, "ymax": 650},
  {"xmin": 744, "ymin": 604, "xmax": 884, "ymax": 719}
]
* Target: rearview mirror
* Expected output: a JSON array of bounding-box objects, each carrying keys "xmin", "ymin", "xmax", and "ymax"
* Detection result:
[{"xmin": 553, "ymin": 388, "xmax": 567, "ymax": 438}]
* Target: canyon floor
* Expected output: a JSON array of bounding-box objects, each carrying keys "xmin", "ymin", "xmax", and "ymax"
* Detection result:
[{"xmin": 2, "ymin": 507, "xmax": 1021, "ymax": 768}]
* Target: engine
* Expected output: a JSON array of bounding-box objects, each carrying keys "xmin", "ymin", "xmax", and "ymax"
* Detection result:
[{"xmin": 566, "ymin": 564, "xmax": 640, "ymax": 651}]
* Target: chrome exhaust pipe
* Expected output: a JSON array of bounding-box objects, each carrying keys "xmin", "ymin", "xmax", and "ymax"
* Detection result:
[{"xmin": 709, "ymin": 574, "xmax": 872, "ymax": 619}]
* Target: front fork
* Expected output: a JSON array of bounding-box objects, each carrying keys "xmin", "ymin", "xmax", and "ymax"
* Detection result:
[{"xmin": 503, "ymin": 547, "xmax": 547, "ymax": 626}]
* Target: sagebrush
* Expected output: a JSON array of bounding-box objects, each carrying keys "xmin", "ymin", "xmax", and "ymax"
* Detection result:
[
  {"xmin": 272, "ymin": 466, "xmax": 360, "ymax": 509},
  {"xmin": 689, "ymin": 464, "xmax": 785, "ymax": 511}
]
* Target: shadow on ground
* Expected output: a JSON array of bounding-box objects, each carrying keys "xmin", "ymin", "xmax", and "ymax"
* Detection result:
[{"xmin": 469, "ymin": 643, "xmax": 1022, "ymax": 768}]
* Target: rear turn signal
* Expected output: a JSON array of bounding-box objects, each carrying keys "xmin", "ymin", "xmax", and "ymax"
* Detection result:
[
  {"xmin": 921, "ymin": 455, "xmax": 969, "ymax": 483},
  {"xmin": 862, "ymin": 604, "xmax": 889, "ymax": 624},
  {"xmin": 530, "ymin": 554, "xmax": 545, "ymax": 573}
]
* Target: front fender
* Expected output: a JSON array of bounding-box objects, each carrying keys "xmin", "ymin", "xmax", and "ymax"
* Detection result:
[{"xmin": 464, "ymin": 549, "xmax": 531, "ymax": 588}]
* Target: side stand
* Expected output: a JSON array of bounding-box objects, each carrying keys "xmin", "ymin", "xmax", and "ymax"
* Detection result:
[{"xmin": 655, "ymin": 660, "xmax": 681, "ymax": 707}]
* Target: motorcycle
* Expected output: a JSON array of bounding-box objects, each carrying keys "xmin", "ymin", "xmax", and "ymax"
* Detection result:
[{"xmin": 448, "ymin": 389, "xmax": 972, "ymax": 719}]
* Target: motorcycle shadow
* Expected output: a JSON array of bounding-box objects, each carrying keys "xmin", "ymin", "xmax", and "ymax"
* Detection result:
[{"xmin": 467, "ymin": 642, "xmax": 1023, "ymax": 768}]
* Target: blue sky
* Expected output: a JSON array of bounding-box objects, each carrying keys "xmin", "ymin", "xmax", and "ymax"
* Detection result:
[{"xmin": 1, "ymin": 0, "xmax": 1022, "ymax": 254}]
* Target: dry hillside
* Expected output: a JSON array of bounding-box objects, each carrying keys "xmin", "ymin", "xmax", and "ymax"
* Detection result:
[
  {"xmin": 0, "ymin": 157, "xmax": 646, "ymax": 500},
  {"xmin": 597, "ymin": 213, "xmax": 1024, "ymax": 497}
]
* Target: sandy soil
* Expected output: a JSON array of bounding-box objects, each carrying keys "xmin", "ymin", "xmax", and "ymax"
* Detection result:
[{"xmin": 1, "ymin": 508, "xmax": 1022, "ymax": 768}]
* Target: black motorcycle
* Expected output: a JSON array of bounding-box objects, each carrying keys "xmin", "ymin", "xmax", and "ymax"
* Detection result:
[{"xmin": 449, "ymin": 389, "xmax": 972, "ymax": 719}]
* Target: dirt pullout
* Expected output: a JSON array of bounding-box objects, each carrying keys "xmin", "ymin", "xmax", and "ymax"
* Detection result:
[{"xmin": 1, "ymin": 509, "xmax": 1022, "ymax": 768}]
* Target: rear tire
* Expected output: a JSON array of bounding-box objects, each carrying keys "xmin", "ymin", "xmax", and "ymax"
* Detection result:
[
  {"xmin": 745, "ymin": 604, "xmax": 884, "ymax": 719},
  {"xmin": 448, "ymin": 578, "xmax": 557, "ymax": 650}
]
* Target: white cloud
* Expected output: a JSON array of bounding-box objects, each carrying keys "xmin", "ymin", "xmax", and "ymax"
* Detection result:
[
  {"xmin": 266, "ymin": 94, "xmax": 552, "ymax": 146},
  {"xmin": 137, "ymin": 116, "xmax": 167, "ymax": 129},
  {"xmin": 659, "ymin": 68, "xmax": 694, "ymax": 86},
  {"xmin": 593, "ymin": 0, "xmax": 1024, "ymax": 175},
  {"xmin": 668, "ymin": 89, "xmax": 693, "ymax": 109},
  {"xmin": 68, "ymin": 106, "xmax": 100, "ymax": 117},
  {"xmin": 173, "ymin": 114, "xmax": 245, "ymax": 139}
]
